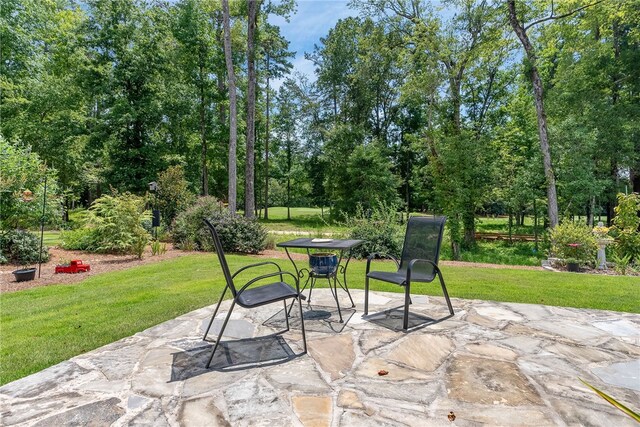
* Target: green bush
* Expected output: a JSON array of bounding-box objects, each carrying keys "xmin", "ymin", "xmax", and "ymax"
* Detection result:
[
  {"xmin": 0, "ymin": 229, "xmax": 50, "ymax": 265},
  {"xmin": 549, "ymin": 221, "xmax": 597, "ymax": 265},
  {"xmin": 611, "ymin": 193, "xmax": 640, "ymax": 262},
  {"xmin": 156, "ymin": 165, "xmax": 195, "ymax": 228},
  {"xmin": 88, "ymin": 193, "xmax": 150, "ymax": 255},
  {"xmin": 172, "ymin": 196, "xmax": 267, "ymax": 254},
  {"xmin": 0, "ymin": 136, "xmax": 62, "ymax": 230},
  {"xmin": 61, "ymin": 193, "xmax": 151, "ymax": 256},
  {"xmin": 60, "ymin": 228, "xmax": 95, "ymax": 251},
  {"xmin": 344, "ymin": 201, "xmax": 403, "ymax": 259}
]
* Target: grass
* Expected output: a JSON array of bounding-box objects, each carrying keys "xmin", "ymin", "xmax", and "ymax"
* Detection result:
[
  {"xmin": 42, "ymin": 230, "xmax": 61, "ymax": 246},
  {"xmin": 1, "ymin": 253, "xmax": 638, "ymax": 385},
  {"xmin": 258, "ymin": 206, "xmax": 349, "ymax": 233},
  {"xmin": 440, "ymin": 240, "xmax": 546, "ymax": 266}
]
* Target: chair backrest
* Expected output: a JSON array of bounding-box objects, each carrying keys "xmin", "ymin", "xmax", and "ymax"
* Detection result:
[
  {"xmin": 397, "ymin": 216, "xmax": 446, "ymax": 281},
  {"xmin": 203, "ymin": 219, "xmax": 237, "ymax": 297}
]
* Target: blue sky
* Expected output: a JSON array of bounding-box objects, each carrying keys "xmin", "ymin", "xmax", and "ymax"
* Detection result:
[{"xmin": 268, "ymin": 1, "xmax": 357, "ymax": 87}]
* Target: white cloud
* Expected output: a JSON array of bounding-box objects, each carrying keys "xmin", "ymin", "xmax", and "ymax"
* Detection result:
[{"xmin": 269, "ymin": 0, "xmax": 356, "ymax": 81}]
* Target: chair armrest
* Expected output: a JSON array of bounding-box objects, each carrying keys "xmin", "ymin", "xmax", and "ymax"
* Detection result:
[
  {"xmin": 366, "ymin": 252, "xmax": 400, "ymax": 273},
  {"xmin": 232, "ymin": 261, "xmax": 282, "ymax": 280},
  {"xmin": 406, "ymin": 259, "xmax": 440, "ymax": 281},
  {"xmin": 237, "ymin": 271, "xmax": 300, "ymax": 296}
]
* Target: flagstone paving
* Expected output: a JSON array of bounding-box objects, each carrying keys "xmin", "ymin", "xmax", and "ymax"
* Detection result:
[{"xmin": 1, "ymin": 289, "xmax": 639, "ymax": 426}]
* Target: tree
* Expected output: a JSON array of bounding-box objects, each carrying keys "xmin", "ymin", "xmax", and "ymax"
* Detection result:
[
  {"xmin": 245, "ymin": 0, "xmax": 258, "ymax": 217},
  {"xmin": 172, "ymin": 0, "xmax": 221, "ymax": 197},
  {"xmin": 0, "ymin": 137, "xmax": 62, "ymax": 230},
  {"xmin": 507, "ymin": 0, "xmax": 611, "ymax": 228},
  {"xmin": 221, "ymin": 0, "xmax": 238, "ymax": 214}
]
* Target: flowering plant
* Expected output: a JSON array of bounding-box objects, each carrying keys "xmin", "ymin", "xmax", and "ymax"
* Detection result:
[{"xmin": 592, "ymin": 225, "xmax": 611, "ymax": 240}]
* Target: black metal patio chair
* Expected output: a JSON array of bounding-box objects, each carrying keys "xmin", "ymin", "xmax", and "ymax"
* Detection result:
[
  {"xmin": 202, "ymin": 219, "xmax": 307, "ymax": 368},
  {"xmin": 364, "ymin": 216, "xmax": 454, "ymax": 330}
]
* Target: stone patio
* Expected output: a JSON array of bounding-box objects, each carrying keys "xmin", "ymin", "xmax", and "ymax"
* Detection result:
[{"xmin": 1, "ymin": 289, "xmax": 639, "ymax": 426}]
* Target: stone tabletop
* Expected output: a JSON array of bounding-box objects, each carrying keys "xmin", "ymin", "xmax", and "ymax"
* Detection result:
[{"xmin": 1, "ymin": 289, "xmax": 639, "ymax": 426}]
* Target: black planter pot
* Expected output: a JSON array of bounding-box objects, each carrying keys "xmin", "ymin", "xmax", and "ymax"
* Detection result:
[
  {"xmin": 13, "ymin": 268, "xmax": 36, "ymax": 282},
  {"xmin": 567, "ymin": 262, "xmax": 580, "ymax": 273}
]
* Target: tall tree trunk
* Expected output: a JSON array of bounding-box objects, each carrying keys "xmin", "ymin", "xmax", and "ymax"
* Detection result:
[
  {"xmin": 222, "ymin": 0, "xmax": 237, "ymax": 214},
  {"xmin": 199, "ymin": 62, "xmax": 208, "ymax": 196},
  {"xmin": 508, "ymin": 0, "xmax": 559, "ymax": 228},
  {"xmin": 264, "ymin": 51, "xmax": 270, "ymax": 220},
  {"xmin": 244, "ymin": 0, "xmax": 257, "ymax": 218},
  {"xmin": 264, "ymin": 51, "xmax": 271, "ymax": 219}
]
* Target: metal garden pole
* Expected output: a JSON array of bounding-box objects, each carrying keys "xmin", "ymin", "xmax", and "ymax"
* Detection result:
[{"xmin": 38, "ymin": 175, "xmax": 47, "ymax": 278}]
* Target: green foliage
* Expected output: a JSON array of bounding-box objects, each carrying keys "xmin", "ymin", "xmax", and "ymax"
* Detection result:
[
  {"xmin": 0, "ymin": 229, "xmax": 50, "ymax": 265},
  {"xmin": 549, "ymin": 222, "xmax": 597, "ymax": 265},
  {"xmin": 63, "ymin": 193, "xmax": 151, "ymax": 256},
  {"xmin": 151, "ymin": 240, "xmax": 167, "ymax": 256},
  {"xmin": 88, "ymin": 193, "xmax": 151, "ymax": 255},
  {"xmin": 579, "ymin": 379, "xmax": 640, "ymax": 422},
  {"xmin": 156, "ymin": 165, "xmax": 196, "ymax": 228},
  {"xmin": 344, "ymin": 201, "xmax": 403, "ymax": 259},
  {"xmin": 59, "ymin": 228, "xmax": 94, "ymax": 251},
  {"xmin": 172, "ymin": 196, "xmax": 267, "ymax": 253},
  {"xmin": 611, "ymin": 251, "xmax": 632, "ymax": 276},
  {"xmin": 611, "ymin": 193, "xmax": 640, "ymax": 262},
  {"xmin": 0, "ymin": 137, "xmax": 62, "ymax": 230}
]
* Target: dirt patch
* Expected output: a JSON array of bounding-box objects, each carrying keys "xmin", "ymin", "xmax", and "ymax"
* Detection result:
[{"xmin": 0, "ymin": 245, "xmax": 189, "ymax": 293}]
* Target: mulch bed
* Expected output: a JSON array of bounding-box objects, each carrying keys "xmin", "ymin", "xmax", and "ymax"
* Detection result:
[{"xmin": 0, "ymin": 245, "xmax": 189, "ymax": 293}]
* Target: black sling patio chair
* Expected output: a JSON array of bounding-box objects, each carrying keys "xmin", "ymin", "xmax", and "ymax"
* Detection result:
[
  {"xmin": 364, "ymin": 216, "xmax": 454, "ymax": 331},
  {"xmin": 202, "ymin": 219, "xmax": 307, "ymax": 368}
]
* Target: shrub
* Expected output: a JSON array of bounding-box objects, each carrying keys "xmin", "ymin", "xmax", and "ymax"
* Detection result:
[
  {"xmin": 60, "ymin": 228, "xmax": 95, "ymax": 251},
  {"xmin": 150, "ymin": 240, "xmax": 167, "ymax": 256},
  {"xmin": 156, "ymin": 165, "xmax": 195, "ymax": 228},
  {"xmin": 344, "ymin": 201, "xmax": 404, "ymax": 259},
  {"xmin": 62, "ymin": 193, "xmax": 151, "ymax": 256},
  {"xmin": 611, "ymin": 193, "xmax": 640, "ymax": 262},
  {"xmin": 549, "ymin": 222, "xmax": 597, "ymax": 265},
  {"xmin": 172, "ymin": 196, "xmax": 266, "ymax": 254},
  {"xmin": 0, "ymin": 136, "xmax": 62, "ymax": 230},
  {"xmin": 88, "ymin": 193, "xmax": 151, "ymax": 255},
  {"xmin": 0, "ymin": 229, "xmax": 50, "ymax": 265}
]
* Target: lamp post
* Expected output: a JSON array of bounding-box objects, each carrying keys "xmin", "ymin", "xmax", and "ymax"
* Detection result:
[
  {"xmin": 149, "ymin": 181, "xmax": 159, "ymax": 240},
  {"xmin": 38, "ymin": 176, "xmax": 47, "ymax": 278}
]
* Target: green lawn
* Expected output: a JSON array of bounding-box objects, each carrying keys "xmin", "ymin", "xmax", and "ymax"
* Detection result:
[
  {"xmin": 258, "ymin": 206, "xmax": 349, "ymax": 233},
  {"xmin": 1, "ymin": 253, "xmax": 638, "ymax": 385},
  {"xmin": 43, "ymin": 230, "xmax": 61, "ymax": 246}
]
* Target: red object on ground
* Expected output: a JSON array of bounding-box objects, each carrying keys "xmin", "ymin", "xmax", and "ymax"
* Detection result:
[{"xmin": 55, "ymin": 260, "xmax": 91, "ymax": 274}]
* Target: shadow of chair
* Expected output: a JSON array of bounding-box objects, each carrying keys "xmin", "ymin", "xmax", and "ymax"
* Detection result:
[
  {"xmin": 364, "ymin": 216, "xmax": 454, "ymax": 330},
  {"xmin": 202, "ymin": 218, "xmax": 307, "ymax": 368},
  {"xmin": 170, "ymin": 334, "xmax": 300, "ymax": 381}
]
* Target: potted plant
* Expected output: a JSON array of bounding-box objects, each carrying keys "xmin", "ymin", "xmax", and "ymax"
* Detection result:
[
  {"xmin": 565, "ymin": 243, "xmax": 582, "ymax": 272},
  {"xmin": 12, "ymin": 264, "xmax": 36, "ymax": 281}
]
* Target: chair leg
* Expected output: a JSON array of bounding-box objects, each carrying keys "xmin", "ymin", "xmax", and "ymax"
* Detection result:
[
  {"xmin": 403, "ymin": 282, "xmax": 411, "ymax": 331},
  {"xmin": 297, "ymin": 295, "xmax": 307, "ymax": 354},
  {"xmin": 284, "ymin": 300, "xmax": 290, "ymax": 332},
  {"xmin": 203, "ymin": 285, "xmax": 229, "ymax": 340},
  {"xmin": 438, "ymin": 271, "xmax": 454, "ymax": 315},
  {"xmin": 308, "ymin": 276, "xmax": 315, "ymax": 303},
  {"xmin": 206, "ymin": 300, "xmax": 235, "ymax": 369},
  {"xmin": 364, "ymin": 276, "xmax": 369, "ymax": 315}
]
